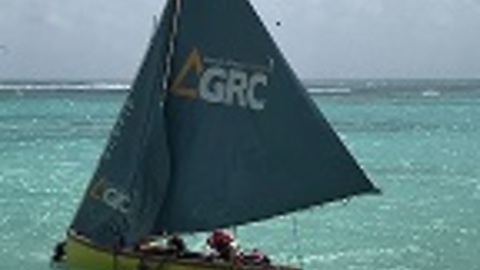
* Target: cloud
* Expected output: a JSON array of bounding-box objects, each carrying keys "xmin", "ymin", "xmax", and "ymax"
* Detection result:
[
  {"xmin": 253, "ymin": 0, "xmax": 480, "ymax": 78},
  {"xmin": 0, "ymin": 0, "xmax": 479, "ymax": 79},
  {"xmin": 0, "ymin": 0, "xmax": 165, "ymax": 79}
]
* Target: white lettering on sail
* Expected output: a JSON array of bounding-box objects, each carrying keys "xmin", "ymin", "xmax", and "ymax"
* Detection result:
[
  {"xmin": 102, "ymin": 188, "xmax": 131, "ymax": 214},
  {"xmin": 247, "ymin": 73, "xmax": 267, "ymax": 110},
  {"xmin": 199, "ymin": 67, "xmax": 226, "ymax": 103},
  {"xmin": 171, "ymin": 48, "xmax": 272, "ymax": 110},
  {"xmin": 225, "ymin": 69, "xmax": 248, "ymax": 107},
  {"xmin": 90, "ymin": 179, "xmax": 132, "ymax": 214},
  {"xmin": 199, "ymin": 67, "xmax": 267, "ymax": 110}
]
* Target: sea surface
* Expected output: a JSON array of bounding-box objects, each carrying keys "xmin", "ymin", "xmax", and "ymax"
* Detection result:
[{"xmin": 1, "ymin": 79, "xmax": 480, "ymax": 270}]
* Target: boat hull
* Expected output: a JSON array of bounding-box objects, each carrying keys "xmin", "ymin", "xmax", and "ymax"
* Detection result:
[{"xmin": 65, "ymin": 233, "xmax": 298, "ymax": 270}]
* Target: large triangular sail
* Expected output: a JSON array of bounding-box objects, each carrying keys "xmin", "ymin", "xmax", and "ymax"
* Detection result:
[{"xmin": 153, "ymin": 0, "xmax": 379, "ymax": 233}]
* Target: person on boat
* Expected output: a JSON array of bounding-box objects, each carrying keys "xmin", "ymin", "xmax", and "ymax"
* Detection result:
[
  {"xmin": 50, "ymin": 240, "xmax": 66, "ymax": 263},
  {"xmin": 239, "ymin": 248, "xmax": 271, "ymax": 266},
  {"xmin": 136, "ymin": 234, "xmax": 199, "ymax": 259},
  {"xmin": 136, "ymin": 236, "xmax": 167, "ymax": 254},
  {"xmin": 206, "ymin": 230, "xmax": 237, "ymax": 262},
  {"xmin": 166, "ymin": 234, "xmax": 187, "ymax": 256}
]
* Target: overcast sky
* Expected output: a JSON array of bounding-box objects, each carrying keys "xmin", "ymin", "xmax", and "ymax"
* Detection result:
[{"xmin": 0, "ymin": 0, "xmax": 479, "ymax": 80}]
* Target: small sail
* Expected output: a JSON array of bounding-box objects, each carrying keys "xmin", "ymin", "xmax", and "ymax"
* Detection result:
[
  {"xmin": 153, "ymin": 0, "xmax": 379, "ymax": 233},
  {"xmin": 70, "ymin": 2, "xmax": 174, "ymax": 246}
]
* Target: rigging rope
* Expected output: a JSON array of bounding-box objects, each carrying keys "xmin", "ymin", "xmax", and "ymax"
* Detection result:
[{"xmin": 161, "ymin": 0, "xmax": 182, "ymax": 100}]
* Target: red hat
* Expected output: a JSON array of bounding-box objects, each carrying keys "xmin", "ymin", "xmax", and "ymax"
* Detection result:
[{"xmin": 208, "ymin": 230, "xmax": 234, "ymax": 246}]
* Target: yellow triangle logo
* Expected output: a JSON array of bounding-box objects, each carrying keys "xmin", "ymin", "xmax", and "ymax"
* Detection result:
[
  {"xmin": 171, "ymin": 48, "xmax": 203, "ymax": 98},
  {"xmin": 89, "ymin": 177, "xmax": 106, "ymax": 200}
]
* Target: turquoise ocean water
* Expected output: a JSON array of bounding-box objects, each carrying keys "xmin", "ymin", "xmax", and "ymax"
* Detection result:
[{"xmin": 1, "ymin": 79, "xmax": 479, "ymax": 270}]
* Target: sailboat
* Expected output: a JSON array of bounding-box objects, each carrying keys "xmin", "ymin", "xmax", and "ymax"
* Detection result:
[{"xmin": 62, "ymin": 0, "xmax": 380, "ymax": 269}]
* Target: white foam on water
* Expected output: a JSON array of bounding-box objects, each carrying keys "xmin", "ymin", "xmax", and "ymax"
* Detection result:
[
  {"xmin": 308, "ymin": 87, "xmax": 352, "ymax": 95},
  {"xmin": 0, "ymin": 82, "xmax": 130, "ymax": 91},
  {"xmin": 421, "ymin": 89, "xmax": 440, "ymax": 97}
]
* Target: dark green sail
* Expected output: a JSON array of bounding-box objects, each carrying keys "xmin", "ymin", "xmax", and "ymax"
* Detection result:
[
  {"xmin": 153, "ymin": 0, "xmax": 379, "ymax": 233},
  {"xmin": 69, "ymin": 1, "xmax": 174, "ymax": 246},
  {"xmin": 70, "ymin": 0, "xmax": 379, "ymax": 245}
]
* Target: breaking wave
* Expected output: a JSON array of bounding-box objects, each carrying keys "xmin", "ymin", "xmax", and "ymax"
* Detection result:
[{"xmin": 0, "ymin": 82, "xmax": 130, "ymax": 91}]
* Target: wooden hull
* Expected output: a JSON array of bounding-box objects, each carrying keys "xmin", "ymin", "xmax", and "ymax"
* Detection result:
[{"xmin": 65, "ymin": 233, "xmax": 299, "ymax": 270}]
